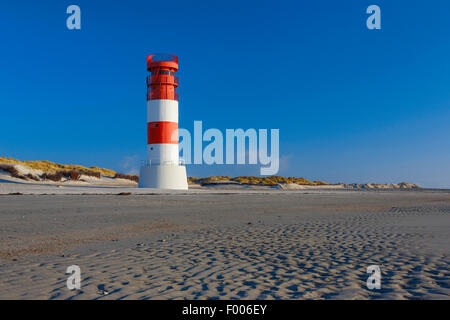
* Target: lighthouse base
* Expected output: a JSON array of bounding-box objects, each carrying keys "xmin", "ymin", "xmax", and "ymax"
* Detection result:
[{"xmin": 138, "ymin": 165, "xmax": 188, "ymax": 190}]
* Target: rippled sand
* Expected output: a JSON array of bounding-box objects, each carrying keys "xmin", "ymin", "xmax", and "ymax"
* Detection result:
[{"xmin": 0, "ymin": 190, "xmax": 449, "ymax": 299}]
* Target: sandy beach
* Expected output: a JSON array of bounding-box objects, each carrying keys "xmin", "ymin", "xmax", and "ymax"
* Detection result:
[{"xmin": 0, "ymin": 188, "xmax": 449, "ymax": 300}]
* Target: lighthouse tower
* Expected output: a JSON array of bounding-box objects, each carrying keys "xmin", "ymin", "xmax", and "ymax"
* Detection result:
[{"xmin": 139, "ymin": 54, "xmax": 188, "ymax": 189}]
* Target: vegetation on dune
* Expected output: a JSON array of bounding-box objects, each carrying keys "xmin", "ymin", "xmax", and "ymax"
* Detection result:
[
  {"xmin": 0, "ymin": 157, "xmax": 116, "ymax": 177},
  {"xmin": 0, "ymin": 156, "xmax": 140, "ymax": 182},
  {"xmin": 0, "ymin": 164, "xmax": 19, "ymax": 177},
  {"xmin": 114, "ymin": 173, "xmax": 139, "ymax": 183},
  {"xmin": 0, "ymin": 164, "xmax": 21, "ymax": 179},
  {"xmin": 0, "ymin": 163, "xmax": 41, "ymax": 181},
  {"xmin": 188, "ymin": 176, "xmax": 329, "ymax": 186},
  {"xmin": 41, "ymin": 172, "xmax": 63, "ymax": 182},
  {"xmin": 1, "ymin": 156, "xmax": 328, "ymax": 186},
  {"xmin": 40, "ymin": 170, "xmax": 98, "ymax": 182}
]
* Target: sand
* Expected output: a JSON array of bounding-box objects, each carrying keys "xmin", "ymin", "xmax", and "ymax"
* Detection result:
[{"xmin": 0, "ymin": 189, "xmax": 449, "ymax": 300}]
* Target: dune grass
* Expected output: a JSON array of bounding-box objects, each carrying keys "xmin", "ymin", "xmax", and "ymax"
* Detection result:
[
  {"xmin": 0, "ymin": 157, "xmax": 116, "ymax": 177},
  {"xmin": 114, "ymin": 173, "xmax": 139, "ymax": 183},
  {"xmin": 188, "ymin": 176, "xmax": 328, "ymax": 186},
  {"xmin": 1, "ymin": 156, "xmax": 327, "ymax": 186}
]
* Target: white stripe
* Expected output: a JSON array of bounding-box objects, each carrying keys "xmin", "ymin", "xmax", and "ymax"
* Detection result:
[
  {"xmin": 147, "ymin": 99, "xmax": 179, "ymax": 123},
  {"xmin": 147, "ymin": 144, "xmax": 179, "ymax": 165}
]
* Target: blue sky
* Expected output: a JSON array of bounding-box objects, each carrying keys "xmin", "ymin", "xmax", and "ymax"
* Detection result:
[{"xmin": 1, "ymin": 0, "xmax": 449, "ymax": 187}]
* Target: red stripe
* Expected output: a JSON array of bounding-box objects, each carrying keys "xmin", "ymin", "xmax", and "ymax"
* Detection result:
[
  {"xmin": 147, "ymin": 122, "xmax": 178, "ymax": 144},
  {"xmin": 147, "ymin": 85, "xmax": 179, "ymax": 101}
]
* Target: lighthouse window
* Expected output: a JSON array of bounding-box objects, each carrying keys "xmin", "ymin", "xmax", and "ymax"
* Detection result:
[{"xmin": 151, "ymin": 70, "xmax": 174, "ymax": 76}]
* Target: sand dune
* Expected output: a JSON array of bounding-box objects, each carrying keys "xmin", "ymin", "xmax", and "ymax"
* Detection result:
[{"xmin": 0, "ymin": 171, "xmax": 421, "ymax": 196}]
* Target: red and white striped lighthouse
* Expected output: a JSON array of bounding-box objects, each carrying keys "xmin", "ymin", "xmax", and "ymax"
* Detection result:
[{"xmin": 139, "ymin": 53, "xmax": 188, "ymax": 189}]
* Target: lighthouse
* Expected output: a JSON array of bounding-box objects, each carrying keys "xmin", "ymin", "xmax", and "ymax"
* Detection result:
[{"xmin": 139, "ymin": 54, "xmax": 188, "ymax": 189}]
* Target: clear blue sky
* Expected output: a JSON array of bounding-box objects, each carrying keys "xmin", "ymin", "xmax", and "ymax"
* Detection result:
[{"xmin": 1, "ymin": 0, "xmax": 449, "ymax": 188}]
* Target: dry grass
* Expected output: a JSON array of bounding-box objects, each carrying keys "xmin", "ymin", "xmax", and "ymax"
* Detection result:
[
  {"xmin": 114, "ymin": 173, "xmax": 139, "ymax": 183},
  {"xmin": 0, "ymin": 157, "xmax": 116, "ymax": 177},
  {"xmin": 24, "ymin": 173, "xmax": 40, "ymax": 181},
  {"xmin": 41, "ymin": 172, "xmax": 63, "ymax": 182},
  {"xmin": 59, "ymin": 170, "xmax": 82, "ymax": 181},
  {"xmin": 82, "ymin": 171, "xmax": 101, "ymax": 179},
  {"xmin": 0, "ymin": 156, "xmax": 122, "ymax": 182},
  {"xmin": 0, "ymin": 164, "xmax": 40, "ymax": 181},
  {"xmin": 188, "ymin": 176, "xmax": 329, "ymax": 186},
  {"xmin": 0, "ymin": 164, "xmax": 22, "ymax": 179},
  {"xmin": 2, "ymin": 156, "xmax": 328, "ymax": 187}
]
